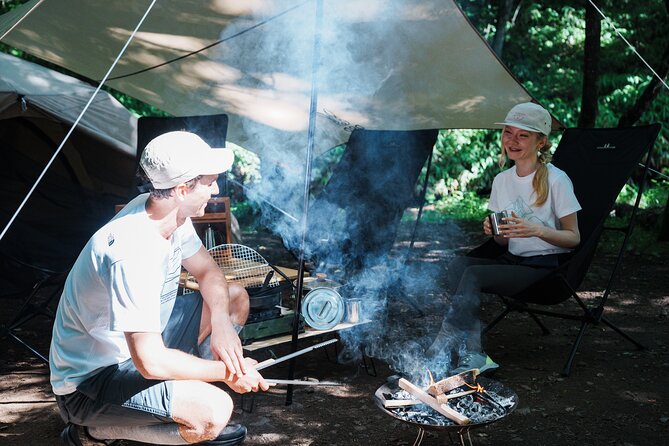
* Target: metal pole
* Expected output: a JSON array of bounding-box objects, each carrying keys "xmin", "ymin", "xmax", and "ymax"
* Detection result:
[{"xmin": 287, "ymin": 0, "xmax": 324, "ymax": 405}]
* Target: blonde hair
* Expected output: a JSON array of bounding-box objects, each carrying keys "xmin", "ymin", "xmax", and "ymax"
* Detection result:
[{"xmin": 498, "ymin": 132, "xmax": 553, "ymax": 207}]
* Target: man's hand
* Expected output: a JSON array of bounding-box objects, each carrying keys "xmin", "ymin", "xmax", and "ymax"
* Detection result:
[
  {"xmin": 209, "ymin": 316, "xmax": 247, "ymax": 376},
  {"xmin": 226, "ymin": 358, "xmax": 269, "ymax": 393}
]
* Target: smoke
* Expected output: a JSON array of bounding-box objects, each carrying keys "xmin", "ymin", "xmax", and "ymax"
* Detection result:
[{"xmin": 210, "ymin": 0, "xmax": 468, "ymax": 378}]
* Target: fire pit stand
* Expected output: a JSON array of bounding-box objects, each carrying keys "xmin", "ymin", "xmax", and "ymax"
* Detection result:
[{"xmin": 374, "ymin": 376, "xmax": 518, "ymax": 446}]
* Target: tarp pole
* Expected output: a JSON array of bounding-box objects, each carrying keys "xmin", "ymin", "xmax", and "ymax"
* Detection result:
[
  {"xmin": 409, "ymin": 146, "xmax": 434, "ymax": 250},
  {"xmin": 286, "ymin": 0, "xmax": 324, "ymax": 406},
  {"xmin": 0, "ymin": 0, "xmax": 158, "ymax": 243}
]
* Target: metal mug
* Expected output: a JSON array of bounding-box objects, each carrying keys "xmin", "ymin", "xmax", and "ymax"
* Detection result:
[
  {"xmin": 489, "ymin": 210, "xmax": 513, "ymax": 236},
  {"xmin": 345, "ymin": 298, "xmax": 361, "ymax": 323}
]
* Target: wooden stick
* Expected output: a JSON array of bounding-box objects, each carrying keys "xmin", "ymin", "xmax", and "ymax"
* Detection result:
[
  {"xmin": 427, "ymin": 369, "xmax": 480, "ymax": 396},
  {"xmin": 435, "ymin": 389, "xmax": 477, "ymax": 404},
  {"xmin": 385, "ymin": 388, "xmax": 477, "ymax": 408},
  {"xmin": 382, "ymin": 398, "xmax": 420, "ymax": 408},
  {"xmin": 398, "ymin": 378, "xmax": 470, "ymax": 425}
]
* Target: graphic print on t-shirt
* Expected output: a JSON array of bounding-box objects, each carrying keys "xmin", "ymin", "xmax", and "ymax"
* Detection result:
[
  {"xmin": 160, "ymin": 244, "xmax": 183, "ymax": 305},
  {"xmin": 508, "ymin": 196, "xmax": 549, "ymax": 227}
]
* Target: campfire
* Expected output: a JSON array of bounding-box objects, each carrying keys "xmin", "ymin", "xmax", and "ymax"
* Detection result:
[{"xmin": 374, "ymin": 369, "xmax": 517, "ymax": 444}]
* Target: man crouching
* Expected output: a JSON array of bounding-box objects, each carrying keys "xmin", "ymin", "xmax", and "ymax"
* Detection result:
[{"xmin": 50, "ymin": 131, "xmax": 268, "ymax": 445}]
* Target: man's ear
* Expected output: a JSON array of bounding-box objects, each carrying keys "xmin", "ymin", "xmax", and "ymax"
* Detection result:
[{"xmin": 174, "ymin": 183, "xmax": 189, "ymax": 200}]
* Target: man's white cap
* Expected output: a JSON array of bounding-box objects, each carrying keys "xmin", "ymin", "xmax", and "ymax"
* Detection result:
[
  {"xmin": 139, "ymin": 131, "xmax": 234, "ymax": 189},
  {"xmin": 495, "ymin": 102, "xmax": 552, "ymax": 136}
]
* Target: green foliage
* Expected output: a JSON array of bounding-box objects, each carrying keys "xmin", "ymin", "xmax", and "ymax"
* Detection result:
[
  {"xmin": 222, "ymin": 143, "xmax": 261, "ymax": 223},
  {"xmin": 0, "ymin": 0, "xmax": 29, "ymax": 14},
  {"xmin": 230, "ymin": 200, "xmax": 260, "ymax": 227},
  {"xmin": 310, "ymin": 145, "xmax": 346, "ymax": 197},
  {"xmin": 617, "ymin": 179, "xmax": 669, "ymax": 209},
  {"xmin": 433, "ymin": 190, "xmax": 489, "ymax": 221},
  {"xmin": 107, "ymin": 90, "xmax": 170, "ymax": 118},
  {"xmin": 428, "ymin": 129, "xmax": 499, "ymax": 201}
]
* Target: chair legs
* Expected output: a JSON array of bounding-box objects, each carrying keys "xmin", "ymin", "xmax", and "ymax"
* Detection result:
[
  {"xmin": 1, "ymin": 273, "xmax": 65, "ymax": 363},
  {"xmin": 599, "ymin": 315, "xmax": 645, "ymax": 350},
  {"xmin": 526, "ymin": 310, "xmax": 551, "ymax": 335},
  {"xmin": 485, "ymin": 293, "xmax": 645, "ymax": 376},
  {"xmin": 563, "ymin": 319, "xmax": 588, "ymax": 376},
  {"xmin": 562, "ymin": 314, "xmax": 644, "ymax": 376},
  {"xmin": 482, "ymin": 307, "xmax": 510, "ymax": 335},
  {"xmin": 483, "ymin": 297, "xmax": 550, "ymax": 336}
]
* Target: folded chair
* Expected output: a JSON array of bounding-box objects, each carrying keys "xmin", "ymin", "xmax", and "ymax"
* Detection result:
[
  {"xmin": 470, "ymin": 124, "xmax": 662, "ymax": 376},
  {"xmin": 0, "ymin": 254, "xmax": 68, "ymax": 363}
]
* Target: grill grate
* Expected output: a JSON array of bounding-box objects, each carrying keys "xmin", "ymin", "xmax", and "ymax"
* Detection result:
[{"xmin": 184, "ymin": 244, "xmax": 283, "ymax": 293}]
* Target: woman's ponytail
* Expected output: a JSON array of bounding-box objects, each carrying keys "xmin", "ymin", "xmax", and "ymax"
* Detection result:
[{"xmin": 532, "ymin": 140, "xmax": 553, "ymax": 206}]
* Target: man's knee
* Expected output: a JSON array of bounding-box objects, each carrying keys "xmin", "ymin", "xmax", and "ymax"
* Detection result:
[
  {"xmin": 173, "ymin": 383, "xmax": 234, "ymax": 441},
  {"xmin": 199, "ymin": 391, "xmax": 234, "ymax": 440}
]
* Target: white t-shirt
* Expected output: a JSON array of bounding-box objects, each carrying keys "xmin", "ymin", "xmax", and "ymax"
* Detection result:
[
  {"xmin": 49, "ymin": 194, "xmax": 202, "ymax": 395},
  {"xmin": 488, "ymin": 163, "xmax": 581, "ymax": 257}
]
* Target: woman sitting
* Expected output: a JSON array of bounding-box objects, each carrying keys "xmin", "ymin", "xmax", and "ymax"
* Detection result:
[{"xmin": 427, "ymin": 102, "xmax": 581, "ymax": 374}]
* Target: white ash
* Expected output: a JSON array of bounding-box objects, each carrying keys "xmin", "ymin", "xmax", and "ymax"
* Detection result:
[{"xmin": 385, "ymin": 389, "xmax": 514, "ymax": 426}]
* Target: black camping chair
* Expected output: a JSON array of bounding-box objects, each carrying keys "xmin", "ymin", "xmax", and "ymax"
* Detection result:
[
  {"xmin": 0, "ymin": 254, "xmax": 69, "ymax": 363},
  {"xmin": 469, "ymin": 124, "xmax": 662, "ymax": 376}
]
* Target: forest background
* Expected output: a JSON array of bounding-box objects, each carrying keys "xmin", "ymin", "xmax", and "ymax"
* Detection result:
[{"xmin": 1, "ymin": 0, "xmax": 668, "ymax": 242}]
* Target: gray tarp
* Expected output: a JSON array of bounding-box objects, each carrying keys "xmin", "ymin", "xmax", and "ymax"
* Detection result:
[{"xmin": 0, "ymin": 0, "xmax": 539, "ymax": 163}]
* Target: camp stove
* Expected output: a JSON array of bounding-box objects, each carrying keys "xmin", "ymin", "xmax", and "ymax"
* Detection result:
[
  {"xmin": 374, "ymin": 373, "xmax": 518, "ymax": 446},
  {"xmin": 240, "ymin": 308, "xmax": 304, "ymax": 345}
]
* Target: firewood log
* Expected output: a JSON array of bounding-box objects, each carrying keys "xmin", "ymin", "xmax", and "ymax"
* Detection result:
[
  {"xmin": 427, "ymin": 369, "xmax": 479, "ymax": 396},
  {"xmin": 398, "ymin": 378, "xmax": 470, "ymax": 425}
]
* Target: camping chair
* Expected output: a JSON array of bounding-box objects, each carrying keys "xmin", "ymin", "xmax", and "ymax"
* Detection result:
[
  {"xmin": 0, "ymin": 254, "xmax": 68, "ymax": 363},
  {"xmin": 469, "ymin": 124, "xmax": 661, "ymax": 376}
]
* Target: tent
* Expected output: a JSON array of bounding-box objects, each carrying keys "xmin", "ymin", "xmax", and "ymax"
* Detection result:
[{"xmin": 0, "ymin": 52, "xmax": 137, "ymax": 291}]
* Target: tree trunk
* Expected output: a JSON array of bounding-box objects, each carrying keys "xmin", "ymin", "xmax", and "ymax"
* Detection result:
[
  {"xmin": 578, "ymin": 0, "xmax": 601, "ymax": 128},
  {"xmin": 617, "ymin": 42, "xmax": 669, "ymax": 128},
  {"xmin": 619, "ymin": 0, "xmax": 669, "ymax": 127},
  {"xmin": 491, "ymin": 0, "xmax": 515, "ymax": 58}
]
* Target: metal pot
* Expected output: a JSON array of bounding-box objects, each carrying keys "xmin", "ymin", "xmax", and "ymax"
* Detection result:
[{"xmin": 301, "ymin": 287, "xmax": 345, "ymax": 330}]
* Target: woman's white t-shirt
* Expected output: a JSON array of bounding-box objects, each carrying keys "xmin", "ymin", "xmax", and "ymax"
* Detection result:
[{"xmin": 488, "ymin": 163, "xmax": 581, "ymax": 257}]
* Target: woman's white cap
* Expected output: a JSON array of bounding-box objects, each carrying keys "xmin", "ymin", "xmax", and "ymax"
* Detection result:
[
  {"xmin": 495, "ymin": 102, "xmax": 552, "ymax": 136},
  {"xmin": 139, "ymin": 131, "xmax": 234, "ymax": 189}
]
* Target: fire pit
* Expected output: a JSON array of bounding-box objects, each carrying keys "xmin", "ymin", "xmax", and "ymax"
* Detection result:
[{"xmin": 374, "ymin": 374, "xmax": 518, "ymax": 445}]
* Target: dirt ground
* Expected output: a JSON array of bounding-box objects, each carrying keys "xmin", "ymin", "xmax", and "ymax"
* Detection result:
[{"xmin": 1, "ymin": 217, "xmax": 668, "ymax": 446}]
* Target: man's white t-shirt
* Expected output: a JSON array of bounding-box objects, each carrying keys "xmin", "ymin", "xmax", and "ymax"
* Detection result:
[
  {"xmin": 49, "ymin": 194, "xmax": 202, "ymax": 395},
  {"xmin": 488, "ymin": 163, "xmax": 581, "ymax": 257}
]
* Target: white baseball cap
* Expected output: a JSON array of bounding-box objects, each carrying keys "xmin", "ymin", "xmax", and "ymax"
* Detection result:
[
  {"xmin": 139, "ymin": 131, "xmax": 234, "ymax": 189},
  {"xmin": 495, "ymin": 102, "xmax": 552, "ymax": 136}
]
